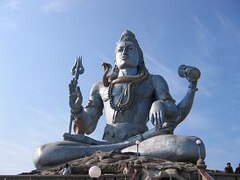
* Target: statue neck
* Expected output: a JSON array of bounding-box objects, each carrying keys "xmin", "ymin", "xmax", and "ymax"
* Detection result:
[{"xmin": 118, "ymin": 68, "xmax": 138, "ymax": 77}]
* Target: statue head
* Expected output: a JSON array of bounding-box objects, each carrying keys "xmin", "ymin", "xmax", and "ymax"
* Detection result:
[
  {"xmin": 102, "ymin": 31, "xmax": 148, "ymax": 85},
  {"xmin": 115, "ymin": 30, "xmax": 144, "ymax": 69}
]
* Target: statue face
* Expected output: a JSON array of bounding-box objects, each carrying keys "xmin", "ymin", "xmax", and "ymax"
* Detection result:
[{"xmin": 115, "ymin": 41, "xmax": 140, "ymax": 69}]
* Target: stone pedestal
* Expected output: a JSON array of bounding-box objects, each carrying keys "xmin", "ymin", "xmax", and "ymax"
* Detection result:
[{"xmin": 29, "ymin": 151, "xmax": 200, "ymax": 179}]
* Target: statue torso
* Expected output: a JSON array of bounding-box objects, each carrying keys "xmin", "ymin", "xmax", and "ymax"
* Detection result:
[{"xmin": 99, "ymin": 75, "xmax": 155, "ymax": 142}]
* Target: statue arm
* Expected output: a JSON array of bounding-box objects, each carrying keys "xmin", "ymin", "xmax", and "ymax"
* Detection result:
[
  {"xmin": 71, "ymin": 81, "xmax": 103, "ymax": 134},
  {"xmin": 149, "ymin": 75, "xmax": 180, "ymax": 129}
]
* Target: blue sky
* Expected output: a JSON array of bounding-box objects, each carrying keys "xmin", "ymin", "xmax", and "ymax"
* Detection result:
[{"xmin": 0, "ymin": 0, "xmax": 240, "ymax": 175}]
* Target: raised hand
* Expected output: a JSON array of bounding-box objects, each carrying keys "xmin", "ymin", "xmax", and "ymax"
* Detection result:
[{"xmin": 69, "ymin": 79, "xmax": 83, "ymax": 114}]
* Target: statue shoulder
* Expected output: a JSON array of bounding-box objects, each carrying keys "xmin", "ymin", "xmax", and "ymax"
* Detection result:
[
  {"xmin": 90, "ymin": 80, "xmax": 103, "ymax": 95},
  {"xmin": 149, "ymin": 74, "xmax": 172, "ymax": 101},
  {"xmin": 149, "ymin": 74, "xmax": 169, "ymax": 89}
]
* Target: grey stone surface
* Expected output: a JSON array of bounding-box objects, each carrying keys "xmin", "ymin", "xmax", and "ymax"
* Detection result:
[
  {"xmin": 33, "ymin": 30, "xmax": 204, "ymax": 169},
  {"xmin": 33, "ymin": 128, "xmax": 173, "ymax": 168},
  {"xmin": 30, "ymin": 151, "xmax": 200, "ymax": 180},
  {"xmin": 122, "ymin": 135, "xmax": 206, "ymax": 163},
  {"xmin": 33, "ymin": 133, "xmax": 205, "ymax": 169},
  {"xmin": 68, "ymin": 30, "xmax": 200, "ymax": 141}
]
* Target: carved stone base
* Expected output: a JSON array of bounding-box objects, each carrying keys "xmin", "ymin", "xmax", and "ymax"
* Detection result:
[{"xmin": 29, "ymin": 151, "xmax": 200, "ymax": 179}]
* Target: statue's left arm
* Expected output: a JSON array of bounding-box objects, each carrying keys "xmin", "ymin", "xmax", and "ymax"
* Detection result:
[
  {"xmin": 149, "ymin": 75, "xmax": 180, "ymax": 130},
  {"xmin": 71, "ymin": 81, "xmax": 104, "ymax": 135}
]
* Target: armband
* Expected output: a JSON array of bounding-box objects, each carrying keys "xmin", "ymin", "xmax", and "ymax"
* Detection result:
[{"xmin": 188, "ymin": 84, "xmax": 198, "ymax": 92}]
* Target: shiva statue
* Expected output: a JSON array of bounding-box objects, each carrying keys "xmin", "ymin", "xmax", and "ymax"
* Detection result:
[{"xmin": 33, "ymin": 30, "xmax": 205, "ymax": 169}]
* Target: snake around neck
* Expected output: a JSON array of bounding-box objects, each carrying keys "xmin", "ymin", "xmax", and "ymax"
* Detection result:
[{"xmin": 102, "ymin": 62, "xmax": 148, "ymax": 112}]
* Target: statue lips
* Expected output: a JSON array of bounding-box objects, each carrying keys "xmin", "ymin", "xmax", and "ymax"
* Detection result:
[{"xmin": 121, "ymin": 56, "xmax": 127, "ymax": 61}]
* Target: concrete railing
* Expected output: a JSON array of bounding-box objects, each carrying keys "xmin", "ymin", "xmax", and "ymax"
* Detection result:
[
  {"xmin": 0, "ymin": 174, "xmax": 132, "ymax": 180},
  {"xmin": 208, "ymin": 171, "xmax": 240, "ymax": 180},
  {"xmin": 2, "ymin": 171, "xmax": 240, "ymax": 180}
]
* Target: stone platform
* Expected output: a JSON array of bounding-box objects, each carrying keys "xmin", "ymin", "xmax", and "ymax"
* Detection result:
[{"xmin": 28, "ymin": 151, "xmax": 199, "ymax": 179}]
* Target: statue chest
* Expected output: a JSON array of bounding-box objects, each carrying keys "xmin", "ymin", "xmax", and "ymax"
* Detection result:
[{"xmin": 100, "ymin": 81, "xmax": 153, "ymax": 104}]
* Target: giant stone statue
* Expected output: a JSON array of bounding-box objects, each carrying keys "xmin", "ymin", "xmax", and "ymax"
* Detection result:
[{"xmin": 33, "ymin": 30, "xmax": 205, "ymax": 169}]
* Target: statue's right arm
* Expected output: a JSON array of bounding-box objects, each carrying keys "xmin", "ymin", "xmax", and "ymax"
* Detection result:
[
  {"xmin": 149, "ymin": 75, "xmax": 180, "ymax": 129},
  {"xmin": 69, "ymin": 81, "xmax": 103, "ymax": 134}
]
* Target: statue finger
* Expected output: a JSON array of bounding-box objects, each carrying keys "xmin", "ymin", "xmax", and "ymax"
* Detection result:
[
  {"xmin": 156, "ymin": 111, "xmax": 161, "ymax": 125},
  {"xmin": 70, "ymin": 92, "xmax": 78, "ymax": 100},
  {"xmin": 75, "ymin": 97, "xmax": 82, "ymax": 107},
  {"xmin": 69, "ymin": 94, "xmax": 75, "ymax": 105},
  {"xmin": 69, "ymin": 99, "xmax": 75, "ymax": 109},
  {"xmin": 157, "ymin": 112, "xmax": 163, "ymax": 130},
  {"xmin": 160, "ymin": 110, "xmax": 165, "ymax": 124},
  {"xmin": 154, "ymin": 112, "xmax": 158, "ymax": 126},
  {"xmin": 69, "ymin": 80, "xmax": 75, "ymax": 93},
  {"xmin": 69, "ymin": 93, "xmax": 78, "ymax": 106},
  {"xmin": 150, "ymin": 114, "xmax": 155, "ymax": 126},
  {"xmin": 76, "ymin": 86, "xmax": 81, "ymax": 95}
]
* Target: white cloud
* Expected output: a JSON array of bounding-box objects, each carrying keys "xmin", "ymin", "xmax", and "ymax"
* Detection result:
[
  {"xmin": 42, "ymin": 0, "xmax": 69, "ymax": 13},
  {"xmin": 192, "ymin": 16, "xmax": 207, "ymax": 41},
  {"xmin": 215, "ymin": 10, "xmax": 233, "ymax": 29},
  {"xmin": 192, "ymin": 15, "xmax": 215, "ymax": 58},
  {"xmin": 1, "ymin": 0, "xmax": 21, "ymax": 10},
  {"xmin": 215, "ymin": 10, "xmax": 240, "ymax": 45},
  {"xmin": 145, "ymin": 53, "xmax": 186, "ymax": 95},
  {"xmin": 0, "ymin": 0, "xmax": 21, "ymax": 30}
]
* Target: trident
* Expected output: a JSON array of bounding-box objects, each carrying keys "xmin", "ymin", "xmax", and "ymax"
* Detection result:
[{"xmin": 69, "ymin": 56, "xmax": 84, "ymax": 134}]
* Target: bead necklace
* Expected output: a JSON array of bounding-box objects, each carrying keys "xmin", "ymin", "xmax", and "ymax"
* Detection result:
[{"xmin": 108, "ymin": 81, "xmax": 137, "ymax": 112}]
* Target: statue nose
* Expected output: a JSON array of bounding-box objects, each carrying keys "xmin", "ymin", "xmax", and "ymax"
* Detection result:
[{"xmin": 122, "ymin": 48, "xmax": 127, "ymax": 55}]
